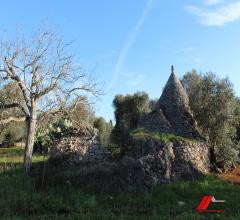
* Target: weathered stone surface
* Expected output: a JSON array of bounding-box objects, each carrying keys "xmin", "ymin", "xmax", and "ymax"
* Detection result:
[
  {"xmin": 139, "ymin": 110, "xmax": 173, "ymax": 134},
  {"xmin": 125, "ymin": 137, "xmax": 210, "ymax": 184},
  {"xmin": 139, "ymin": 68, "xmax": 202, "ymax": 139},
  {"xmin": 50, "ymin": 122, "xmax": 105, "ymax": 165},
  {"xmin": 45, "ymin": 138, "xmax": 209, "ymax": 193}
]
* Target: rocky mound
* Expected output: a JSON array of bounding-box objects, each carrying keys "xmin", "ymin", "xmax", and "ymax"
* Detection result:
[
  {"xmin": 44, "ymin": 132, "xmax": 209, "ymax": 193},
  {"xmin": 50, "ymin": 122, "xmax": 105, "ymax": 165}
]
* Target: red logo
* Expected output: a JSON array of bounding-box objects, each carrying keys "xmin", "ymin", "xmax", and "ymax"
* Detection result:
[{"xmin": 197, "ymin": 195, "xmax": 225, "ymax": 213}]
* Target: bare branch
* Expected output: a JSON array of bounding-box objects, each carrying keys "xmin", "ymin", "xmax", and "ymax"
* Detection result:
[
  {"xmin": 4, "ymin": 59, "xmax": 31, "ymax": 108},
  {"xmin": 0, "ymin": 102, "xmax": 19, "ymax": 109},
  {"xmin": 35, "ymin": 83, "xmax": 58, "ymax": 99}
]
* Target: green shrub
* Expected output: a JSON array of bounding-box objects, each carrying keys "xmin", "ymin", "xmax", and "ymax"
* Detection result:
[
  {"xmin": 216, "ymin": 139, "xmax": 240, "ymax": 170},
  {"xmin": 3, "ymin": 131, "xmax": 16, "ymax": 147},
  {"xmin": 0, "ymin": 122, "xmax": 25, "ymax": 148},
  {"xmin": 34, "ymin": 118, "xmax": 73, "ymax": 153}
]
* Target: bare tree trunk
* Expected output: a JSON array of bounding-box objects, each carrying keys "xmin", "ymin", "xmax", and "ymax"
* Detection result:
[{"xmin": 24, "ymin": 100, "xmax": 37, "ymax": 176}]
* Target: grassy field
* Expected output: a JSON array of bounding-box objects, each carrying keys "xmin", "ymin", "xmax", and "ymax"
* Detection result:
[{"xmin": 0, "ymin": 147, "xmax": 240, "ymax": 220}]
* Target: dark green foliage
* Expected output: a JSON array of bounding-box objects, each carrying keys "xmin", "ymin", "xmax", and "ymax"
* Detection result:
[
  {"xmin": 235, "ymin": 98, "xmax": 240, "ymax": 142},
  {"xmin": 182, "ymin": 70, "xmax": 240, "ymax": 169},
  {"xmin": 0, "ymin": 122, "xmax": 25, "ymax": 148},
  {"xmin": 111, "ymin": 92, "xmax": 150, "ymax": 150},
  {"xmin": 94, "ymin": 117, "xmax": 113, "ymax": 147},
  {"xmin": 0, "ymin": 82, "xmax": 24, "ymax": 118},
  {"xmin": 0, "ymin": 83, "xmax": 26, "ymax": 146},
  {"xmin": 237, "ymin": 123, "xmax": 240, "ymax": 142},
  {"xmin": 4, "ymin": 131, "xmax": 17, "ymax": 148}
]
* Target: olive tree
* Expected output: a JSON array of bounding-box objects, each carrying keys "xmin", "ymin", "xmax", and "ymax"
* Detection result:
[
  {"xmin": 111, "ymin": 92, "xmax": 150, "ymax": 149},
  {"xmin": 181, "ymin": 71, "xmax": 239, "ymax": 168}
]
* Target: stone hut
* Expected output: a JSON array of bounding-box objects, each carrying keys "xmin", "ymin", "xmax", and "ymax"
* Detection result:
[
  {"xmin": 128, "ymin": 66, "xmax": 210, "ymax": 185},
  {"xmin": 139, "ymin": 66, "xmax": 202, "ymax": 139},
  {"xmin": 47, "ymin": 67, "xmax": 210, "ymax": 192}
]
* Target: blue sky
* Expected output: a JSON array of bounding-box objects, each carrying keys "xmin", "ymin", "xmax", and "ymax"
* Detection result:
[{"xmin": 0, "ymin": 0, "xmax": 240, "ymax": 121}]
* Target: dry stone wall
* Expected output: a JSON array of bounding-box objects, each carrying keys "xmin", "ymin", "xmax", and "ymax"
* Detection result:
[
  {"xmin": 126, "ymin": 137, "xmax": 210, "ymax": 183},
  {"xmin": 59, "ymin": 137, "xmax": 210, "ymax": 192},
  {"xmin": 50, "ymin": 122, "xmax": 105, "ymax": 165}
]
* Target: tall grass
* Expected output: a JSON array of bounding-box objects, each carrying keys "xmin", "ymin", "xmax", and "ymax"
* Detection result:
[{"xmin": 0, "ymin": 147, "xmax": 239, "ymax": 219}]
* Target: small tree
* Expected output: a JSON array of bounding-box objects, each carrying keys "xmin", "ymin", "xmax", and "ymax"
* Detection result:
[
  {"xmin": 111, "ymin": 92, "xmax": 150, "ymax": 149},
  {"xmin": 94, "ymin": 117, "xmax": 113, "ymax": 146},
  {"xmin": 0, "ymin": 27, "xmax": 99, "ymax": 175}
]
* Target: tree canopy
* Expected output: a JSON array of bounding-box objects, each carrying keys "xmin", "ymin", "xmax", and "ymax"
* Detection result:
[
  {"xmin": 182, "ymin": 70, "xmax": 240, "ymax": 169},
  {"xmin": 111, "ymin": 92, "xmax": 150, "ymax": 149}
]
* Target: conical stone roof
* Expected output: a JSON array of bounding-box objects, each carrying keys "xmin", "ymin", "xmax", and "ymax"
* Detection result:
[
  {"xmin": 139, "ymin": 66, "xmax": 201, "ymax": 139},
  {"xmin": 157, "ymin": 71, "xmax": 189, "ymax": 110}
]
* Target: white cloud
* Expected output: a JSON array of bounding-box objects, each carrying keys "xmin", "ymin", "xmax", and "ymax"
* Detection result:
[{"xmin": 187, "ymin": 1, "xmax": 240, "ymax": 26}]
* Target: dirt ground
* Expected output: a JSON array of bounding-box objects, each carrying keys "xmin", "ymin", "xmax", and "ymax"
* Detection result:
[{"xmin": 218, "ymin": 165, "xmax": 240, "ymax": 184}]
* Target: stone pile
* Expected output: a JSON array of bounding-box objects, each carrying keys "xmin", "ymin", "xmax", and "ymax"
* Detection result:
[
  {"xmin": 50, "ymin": 122, "xmax": 105, "ymax": 165},
  {"xmin": 126, "ymin": 137, "xmax": 209, "ymax": 185}
]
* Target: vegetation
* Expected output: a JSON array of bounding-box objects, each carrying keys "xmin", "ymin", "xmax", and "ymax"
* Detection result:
[
  {"xmin": 182, "ymin": 71, "xmax": 240, "ymax": 170},
  {"xmin": 94, "ymin": 117, "xmax": 113, "ymax": 147},
  {"xmin": 111, "ymin": 92, "xmax": 150, "ymax": 151},
  {"xmin": 34, "ymin": 118, "xmax": 73, "ymax": 153},
  {"xmin": 0, "ymin": 146, "xmax": 239, "ymax": 219},
  {"xmin": 0, "ymin": 83, "xmax": 26, "ymax": 147},
  {"xmin": 131, "ymin": 127, "xmax": 196, "ymax": 143},
  {"xmin": 34, "ymin": 116, "xmax": 113, "ymax": 154},
  {"xmin": 0, "ymin": 27, "xmax": 239, "ymax": 219},
  {"xmin": 0, "ymin": 27, "xmax": 100, "ymax": 175}
]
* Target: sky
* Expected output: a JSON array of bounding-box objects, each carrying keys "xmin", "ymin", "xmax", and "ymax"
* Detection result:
[{"xmin": 0, "ymin": 0, "xmax": 240, "ymax": 121}]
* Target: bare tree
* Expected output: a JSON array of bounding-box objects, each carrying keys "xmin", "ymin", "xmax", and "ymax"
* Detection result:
[{"xmin": 0, "ymin": 27, "xmax": 100, "ymax": 175}]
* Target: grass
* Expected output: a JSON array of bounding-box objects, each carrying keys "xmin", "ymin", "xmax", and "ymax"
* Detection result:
[
  {"xmin": 0, "ymin": 146, "xmax": 240, "ymax": 219},
  {"xmin": 131, "ymin": 127, "xmax": 196, "ymax": 143}
]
